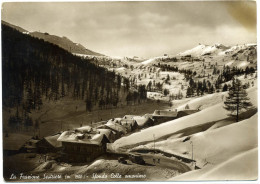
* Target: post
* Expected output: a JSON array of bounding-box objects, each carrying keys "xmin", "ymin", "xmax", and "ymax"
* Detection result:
[
  {"xmin": 190, "ymin": 141, "xmax": 193, "ymax": 160},
  {"xmin": 153, "ymin": 134, "xmax": 155, "ymax": 154},
  {"xmin": 191, "ymin": 141, "xmax": 193, "ymax": 161},
  {"xmin": 190, "ymin": 141, "xmax": 194, "ymax": 167}
]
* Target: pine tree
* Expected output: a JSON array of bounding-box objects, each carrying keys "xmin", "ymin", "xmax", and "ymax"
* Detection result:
[{"xmin": 224, "ymin": 78, "xmax": 253, "ymax": 122}]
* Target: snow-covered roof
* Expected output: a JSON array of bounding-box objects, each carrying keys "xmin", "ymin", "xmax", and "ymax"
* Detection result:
[
  {"xmin": 133, "ymin": 116, "xmax": 152, "ymax": 126},
  {"xmin": 107, "ymin": 118, "xmax": 122, "ymax": 124},
  {"xmin": 120, "ymin": 119, "xmax": 136, "ymax": 126},
  {"xmin": 75, "ymin": 125, "xmax": 93, "ymax": 133},
  {"xmin": 44, "ymin": 134, "xmax": 62, "ymax": 148},
  {"xmin": 105, "ymin": 122, "xmax": 127, "ymax": 134},
  {"xmin": 97, "ymin": 129, "xmax": 112, "ymax": 139},
  {"xmin": 153, "ymin": 110, "xmax": 178, "ymax": 117},
  {"xmin": 123, "ymin": 115, "xmax": 135, "ymax": 119},
  {"xmin": 57, "ymin": 131, "xmax": 107, "ymax": 145}
]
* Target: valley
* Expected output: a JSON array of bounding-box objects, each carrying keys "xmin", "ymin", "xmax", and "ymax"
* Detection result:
[{"xmin": 2, "ymin": 20, "xmax": 258, "ymax": 182}]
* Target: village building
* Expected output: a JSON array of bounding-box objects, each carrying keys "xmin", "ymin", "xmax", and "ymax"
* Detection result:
[
  {"xmin": 120, "ymin": 119, "xmax": 138, "ymax": 132},
  {"xmin": 132, "ymin": 116, "xmax": 154, "ymax": 128},
  {"xmin": 123, "ymin": 115, "xmax": 135, "ymax": 120},
  {"xmin": 36, "ymin": 133, "xmax": 62, "ymax": 153},
  {"xmin": 57, "ymin": 129, "xmax": 110, "ymax": 163},
  {"xmin": 3, "ymin": 133, "xmax": 32, "ymax": 156},
  {"xmin": 96, "ymin": 128, "xmax": 119, "ymax": 143},
  {"xmin": 143, "ymin": 113, "xmax": 154, "ymax": 119},
  {"xmin": 152, "ymin": 110, "xmax": 178, "ymax": 124},
  {"xmin": 23, "ymin": 139, "xmax": 40, "ymax": 153}
]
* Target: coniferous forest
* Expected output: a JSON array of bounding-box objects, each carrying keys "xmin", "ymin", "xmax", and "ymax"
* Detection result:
[{"xmin": 2, "ymin": 24, "xmax": 147, "ymax": 127}]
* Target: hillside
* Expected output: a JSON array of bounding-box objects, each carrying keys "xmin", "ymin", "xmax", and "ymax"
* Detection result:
[
  {"xmin": 29, "ymin": 31, "xmax": 103, "ymax": 56},
  {"xmin": 1, "ymin": 21, "xmax": 103, "ymax": 56},
  {"xmin": 2, "ymin": 23, "xmax": 147, "ymax": 135}
]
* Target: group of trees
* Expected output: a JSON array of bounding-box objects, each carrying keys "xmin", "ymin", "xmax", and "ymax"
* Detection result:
[
  {"xmin": 221, "ymin": 65, "xmax": 255, "ymax": 83},
  {"xmin": 154, "ymin": 63, "xmax": 178, "ymax": 72},
  {"xmin": 3, "ymin": 24, "xmax": 146, "ymax": 128},
  {"xmin": 186, "ymin": 79, "xmax": 216, "ymax": 97}
]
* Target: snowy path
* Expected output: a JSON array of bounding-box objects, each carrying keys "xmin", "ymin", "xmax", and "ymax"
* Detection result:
[{"xmin": 141, "ymin": 154, "xmax": 191, "ymax": 173}]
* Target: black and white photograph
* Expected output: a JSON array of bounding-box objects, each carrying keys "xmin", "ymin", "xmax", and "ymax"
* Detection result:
[{"xmin": 1, "ymin": 1, "xmax": 258, "ymax": 182}]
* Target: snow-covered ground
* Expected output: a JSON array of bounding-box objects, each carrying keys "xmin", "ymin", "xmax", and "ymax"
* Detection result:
[
  {"xmin": 172, "ymin": 147, "xmax": 257, "ymax": 181},
  {"xmin": 112, "ymin": 86, "xmax": 257, "ymax": 151},
  {"xmin": 178, "ymin": 44, "xmax": 230, "ymax": 57}
]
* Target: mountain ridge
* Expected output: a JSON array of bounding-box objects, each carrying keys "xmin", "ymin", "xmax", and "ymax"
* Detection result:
[{"xmin": 1, "ymin": 20, "xmax": 103, "ymax": 56}]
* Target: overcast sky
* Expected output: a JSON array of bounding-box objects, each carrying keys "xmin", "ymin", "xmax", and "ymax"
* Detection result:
[{"xmin": 2, "ymin": 1, "xmax": 256, "ymax": 58}]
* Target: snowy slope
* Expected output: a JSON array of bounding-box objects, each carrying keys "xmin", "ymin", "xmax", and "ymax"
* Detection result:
[
  {"xmin": 141, "ymin": 56, "xmax": 168, "ymax": 65},
  {"xmin": 178, "ymin": 43, "xmax": 256, "ymax": 57},
  {"xmin": 112, "ymin": 103, "xmax": 229, "ymax": 150},
  {"xmin": 178, "ymin": 44, "xmax": 230, "ymax": 57},
  {"xmin": 219, "ymin": 43, "xmax": 257, "ymax": 56},
  {"xmin": 172, "ymin": 147, "xmax": 257, "ymax": 181},
  {"xmin": 112, "ymin": 86, "xmax": 257, "ymax": 150}
]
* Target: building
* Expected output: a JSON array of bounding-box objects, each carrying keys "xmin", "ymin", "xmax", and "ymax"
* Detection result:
[
  {"xmin": 120, "ymin": 119, "xmax": 138, "ymax": 132},
  {"xmin": 57, "ymin": 129, "xmax": 110, "ymax": 162},
  {"xmin": 133, "ymin": 116, "xmax": 154, "ymax": 128},
  {"xmin": 152, "ymin": 110, "xmax": 178, "ymax": 124},
  {"xmin": 3, "ymin": 133, "xmax": 32, "ymax": 156},
  {"xmin": 96, "ymin": 128, "xmax": 119, "ymax": 143},
  {"xmin": 36, "ymin": 133, "xmax": 62, "ymax": 153},
  {"xmin": 24, "ymin": 139, "xmax": 40, "ymax": 153},
  {"xmin": 104, "ymin": 119, "xmax": 127, "ymax": 134}
]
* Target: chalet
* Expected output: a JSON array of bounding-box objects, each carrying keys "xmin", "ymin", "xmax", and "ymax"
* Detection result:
[
  {"xmin": 107, "ymin": 118, "xmax": 122, "ymax": 124},
  {"xmin": 96, "ymin": 124, "xmax": 124, "ymax": 141},
  {"xmin": 36, "ymin": 134, "xmax": 62, "ymax": 153},
  {"xmin": 133, "ymin": 116, "xmax": 154, "ymax": 128},
  {"xmin": 143, "ymin": 114, "xmax": 154, "ymax": 119},
  {"xmin": 75, "ymin": 125, "xmax": 93, "ymax": 133},
  {"xmin": 123, "ymin": 115, "xmax": 135, "ymax": 120},
  {"xmin": 3, "ymin": 133, "xmax": 32, "ymax": 156},
  {"xmin": 152, "ymin": 110, "xmax": 178, "ymax": 124},
  {"xmin": 57, "ymin": 130, "xmax": 110, "ymax": 162},
  {"xmin": 96, "ymin": 128, "xmax": 118, "ymax": 143},
  {"xmin": 120, "ymin": 119, "xmax": 138, "ymax": 132},
  {"xmin": 24, "ymin": 139, "xmax": 40, "ymax": 153},
  {"xmin": 105, "ymin": 119, "xmax": 127, "ymax": 134}
]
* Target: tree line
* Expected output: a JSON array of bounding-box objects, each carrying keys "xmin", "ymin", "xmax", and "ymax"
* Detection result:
[{"xmin": 2, "ymin": 24, "xmax": 146, "ymax": 127}]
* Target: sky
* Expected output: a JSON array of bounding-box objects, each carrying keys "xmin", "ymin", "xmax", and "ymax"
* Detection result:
[{"xmin": 1, "ymin": 1, "xmax": 257, "ymax": 58}]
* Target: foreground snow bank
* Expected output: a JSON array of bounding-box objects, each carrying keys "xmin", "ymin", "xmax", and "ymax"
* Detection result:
[
  {"xmin": 172, "ymin": 148, "xmax": 257, "ymax": 181},
  {"xmin": 141, "ymin": 113, "xmax": 257, "ymax": 167}
]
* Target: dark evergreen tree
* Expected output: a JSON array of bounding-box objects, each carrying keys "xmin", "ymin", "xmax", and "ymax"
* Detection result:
[
  {"xmin": 222, "ymin": 84, "xmax": 228, "ymax": 92},
  {"xmin": 224, "ymin": 78, "xmax": 253, "ymax": 122}
]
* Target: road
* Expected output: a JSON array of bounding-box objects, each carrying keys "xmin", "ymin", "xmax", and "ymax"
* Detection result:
[{"xmin": 140, "ymin": 154, "xmax": 192, "ymax": 173}]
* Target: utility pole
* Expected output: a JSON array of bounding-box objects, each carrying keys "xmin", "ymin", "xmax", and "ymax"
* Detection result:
[
  {"xmin": 60, "ymin": 121, "xmax": 63, "ymax": 132},
  {"xmin": 153, "ymin": 134, "xmax": 155, "ymax": 154},
  {"xmin": 190, "ymin": 140, "xmax": 193, "ymax": 160}
]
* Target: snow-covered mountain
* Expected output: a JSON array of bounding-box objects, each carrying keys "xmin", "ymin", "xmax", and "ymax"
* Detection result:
[
  {"xmin": 2, "ymin": 20, "xmax": 103, "ymax": 56},
  {"xmin": 178, "ymin": 43, "xmax": 256, "ymax": 58}
]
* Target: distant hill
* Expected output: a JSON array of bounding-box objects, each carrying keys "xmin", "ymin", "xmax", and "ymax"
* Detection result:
[
  {"xmin": 178, "ymin": 43, "xmax": 230, "ymax": 57},
  {"xmin": 178, "ymin": 43, "xmax": 256, "ymax": 58},
  {"xmin": 1, "ymin": 20, "xmax": 103, "ymax": 56}
]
